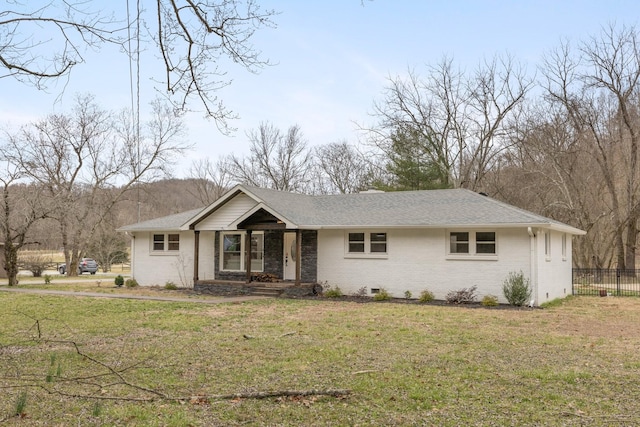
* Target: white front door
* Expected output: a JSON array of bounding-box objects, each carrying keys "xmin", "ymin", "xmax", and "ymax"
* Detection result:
[{"xmin": 283, "ymin": 232, "xmax": 297, "ymax": 280}]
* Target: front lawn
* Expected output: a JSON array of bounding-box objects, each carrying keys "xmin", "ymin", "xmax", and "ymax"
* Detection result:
[{"xmin": 1, "ymin": 294, "xmax": 639, "ymax": 426}]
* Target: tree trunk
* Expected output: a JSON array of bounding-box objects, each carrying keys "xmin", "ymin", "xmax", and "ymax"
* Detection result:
[
  {"xmin": 625, "ymin": 217, "xmax": 638, "ymax": 270},
  {"xmin": 4, "ymin": 243, "xmax": 19, "ymax": 286}
]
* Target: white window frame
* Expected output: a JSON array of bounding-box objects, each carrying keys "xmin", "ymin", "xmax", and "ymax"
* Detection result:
[
  {"xmin": 561, "ymin": 233, "xmax": 567, "ymax": 261},
  {"xmin": 151, "ymin": 233, "xmax": 180, "ymax": 254},
  {"xmin": 220, "ymin": 231, "xmax": 264, "ymax": 272},
  {"xmin": 545, "ymin": 231, "xmax": 552, "ymax": 261},
  {"xmin": 446, "ymin": 230, "xmax": 497, "ymax": 260},
  {"xmin": 345, "ymin": 231, "xmax": 388, "ymax": 258}
]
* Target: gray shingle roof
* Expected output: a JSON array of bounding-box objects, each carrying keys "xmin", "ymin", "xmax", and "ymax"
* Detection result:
[
  {"xmin": 244, "ymin": 186, "xmax": 582, "ymax": 232},
  {"xmin": 119, "ymin": 186, "xmax": 585, "ymax": 234},
  {"xmin": 118, "ymin": 208, "xmax": 203, "ymax": 232}
]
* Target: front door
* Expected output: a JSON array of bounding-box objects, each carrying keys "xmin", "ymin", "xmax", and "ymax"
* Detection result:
[{"xmin": 283, "ymin": 232, "xmax": 297, "ymax": 280}]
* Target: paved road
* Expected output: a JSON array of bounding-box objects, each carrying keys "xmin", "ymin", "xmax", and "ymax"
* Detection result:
[{"xmin": 0, "ymin": 287, "xmax": 268, "ymax": 304}]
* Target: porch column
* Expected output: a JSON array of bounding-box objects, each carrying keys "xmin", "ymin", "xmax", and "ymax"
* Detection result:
[
  {"xmin": 295, "ymin": 229, "xmax": 302, "ymax": 285},
  {"xmin": 245, "ymin": 230, "xmax": 252, "ymax": 283},
  {"xmin": 193, "ymin": 230, "xmax": 200, "ymax": 283}
]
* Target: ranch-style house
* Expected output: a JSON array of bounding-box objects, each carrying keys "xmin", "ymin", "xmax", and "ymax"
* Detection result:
[{"xmin": 118, "ymin": 185, "xmax": 585, "ymax": 305}]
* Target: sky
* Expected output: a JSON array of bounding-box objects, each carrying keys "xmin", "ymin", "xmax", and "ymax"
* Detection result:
[{"xmin": 1, "ymin": 0, "xmax": 639, "ymax": 178}]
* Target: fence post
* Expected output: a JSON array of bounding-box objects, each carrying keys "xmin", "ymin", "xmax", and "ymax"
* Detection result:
[{"xmin": 617, "ymin": 268, "xmax": 621, "ymax": 296}]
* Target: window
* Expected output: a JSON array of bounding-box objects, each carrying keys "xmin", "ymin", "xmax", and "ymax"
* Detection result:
[
  {"xmin": 153, "ymin": 234, "xmax": 165, "ymax": 251},
  {"xmin": 370, "ymin": 233, "xmax": 387, "ymax": 253},
  {"xmin": 168, "ymin": 234, "xmax": 180, "ymax": 251},
  {"xmin": 346, "ymin": 231, "xmax": 387, "ymax": 256},
  {"xmin": 222, "ymin": 234, "xmax": 242, "ymax": 270},
  {"xmin": 221, "ymin": 232, "xmax": 264, "ymax": 271},
  {"xmin": 545, "ymin": 232, "xmax": 551, "ymax": 260},
  {"xmin": 251, "ymin": 233, "xmax": 264, "ymax": 271},
  {"xmin": 152, "ymin": 233, "xmax": 179, "ymax": 252},
  {"xmin": 450, "ymin": 232, "xmax": 469, "ymax": 254},
  {"xmin": 348, "ymin": 233, "xmax": 365, "ymax": 253},
  {"xmin": 476, "ymin": 232, "xmax": 496, "ymax": 254},
  {"xmin": 562, "ymin": 233, "xmax": 567, "ymax": 260},
  {"xmin": 448, "ymin": 231, "xmax": 496, "ymax": 257}
]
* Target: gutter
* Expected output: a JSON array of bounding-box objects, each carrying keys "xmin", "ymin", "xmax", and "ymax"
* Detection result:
[{"xmin": 528, "ymin": 227, "xmax": 537, "ymax": 306}]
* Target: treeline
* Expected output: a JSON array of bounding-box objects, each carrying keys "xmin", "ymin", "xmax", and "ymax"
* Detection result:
[{"xmin": 4, "ymin": 24, "xmax": 640, "ymax": 285}]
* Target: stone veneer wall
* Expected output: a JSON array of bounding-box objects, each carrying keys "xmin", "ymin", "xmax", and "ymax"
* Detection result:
[
  {"xmin": 263, "ymin": 230, "xmax": 283, "ymax": 278},
  {"xmin": 301, "ymin": 230, "xmax": 317, "ymax": 282}
]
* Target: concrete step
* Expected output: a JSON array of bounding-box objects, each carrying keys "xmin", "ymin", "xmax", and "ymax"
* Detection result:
[{"xmin": 249, "ymin": 287, "xmax": 283, "ymax": 296}]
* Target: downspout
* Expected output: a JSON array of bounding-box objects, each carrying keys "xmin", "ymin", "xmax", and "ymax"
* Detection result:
[
  {"xmin": 528, "ymin": 227, "xmax": 537, "ymax": 306},
  {"xmin": 128, "ymin": 232, "xmax": 135, "ymax": 281}
]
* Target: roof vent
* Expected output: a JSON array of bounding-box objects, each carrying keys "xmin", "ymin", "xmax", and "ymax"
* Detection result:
[{"xmin": 359, "ymin": 189, "xmax": 385, "ymax": 194}]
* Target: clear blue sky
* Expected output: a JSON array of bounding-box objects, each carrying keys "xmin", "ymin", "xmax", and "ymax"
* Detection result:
[{"xmin": 1, "ymin": 1, "xmax": 638, "ymax": 177}]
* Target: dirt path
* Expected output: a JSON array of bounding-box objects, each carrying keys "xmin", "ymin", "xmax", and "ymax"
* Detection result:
[{"xmin": 0, "ymin": 287, "xmax": 268, "ymax": 304}]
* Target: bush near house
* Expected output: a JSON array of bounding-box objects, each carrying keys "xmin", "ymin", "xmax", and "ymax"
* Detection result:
[
  {"xmin": 502, "ymin": 271, "xmax": 532, "ymax": 306},
  {"xmin": 445, "ymin": 285, "xmax": 478, "ymax": 304}
]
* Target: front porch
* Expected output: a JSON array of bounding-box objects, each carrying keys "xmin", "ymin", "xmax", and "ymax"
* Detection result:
[
  {"xmin": 191, "ymin": 206, "xmax": 318, "ymax": 286},
  {"xmin": 194, "ymin": 279, "xmax": 318, "ymax": 298}
]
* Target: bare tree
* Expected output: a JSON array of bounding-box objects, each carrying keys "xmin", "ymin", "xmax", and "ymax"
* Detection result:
[
  {"xmin": 228, "ymin": 122, "xmax": 312, "ymax": 192},
  {"xmin": 188, "ymin": 157, "xmax": 233, "ymax": 204},
  {"xmin": 489, "ymin": 104, "xmax": 613, "ymax": 267},
  {"xmin": 540, "ymin": 24, "xmax": 640, "ymax": 269},
  {"xmin": 0, "ymin": 1, "xmax": 276, "ymax": 130},
  {"xmin": 0, "ymin": 161, "xmax": 48, "ymax": 286},
  {"xmin": 4, "ymin": 94, "xmax": 190, "ymax": 276},
  {"xmin": 366, "ymin": 55, "xmax": 532, "ymax": 191},
  {"xmin": 313, "ymin": 141, "xmax": 375, "ymax": 194}
]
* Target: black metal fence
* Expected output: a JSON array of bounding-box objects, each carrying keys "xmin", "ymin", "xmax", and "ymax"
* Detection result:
[{"xmin": 573, "ymin": 268, "xmax": 640, "ymax": 296}]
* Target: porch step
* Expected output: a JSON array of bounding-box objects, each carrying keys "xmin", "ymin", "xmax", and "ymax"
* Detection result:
[{"xmin": 249, "ymin": 286, "xmax": 284, "ymax": 296}]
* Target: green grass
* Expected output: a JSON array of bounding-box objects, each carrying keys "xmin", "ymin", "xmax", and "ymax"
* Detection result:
[{"xmin": 1, "ymin": 294, "xmax": 640, "ymax": 425}]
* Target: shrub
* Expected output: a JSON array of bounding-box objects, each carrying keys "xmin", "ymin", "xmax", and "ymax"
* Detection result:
[
  {"xmin": 165, "ymin": 281, "xmax": 178, "ymax": 290},
  {"xmin": 323, "ymin": 285, "xmax": 343, "ymax": 298},
  {"xmin": 481, "ymin": 295, "xmax": 499, "ymax": 307},
  {"xmin": 125, "ymin": 278, "xmax": 139, "ymax": 288},
  {"xmin": 418, "ymin": 289, "xmax": 435, "ymax": 303},
  {"xmin": 445, "ymin": 285, "xmax": 478, "ymax": 304},
  {"xmin": 502, "ymin": 271, "xmax": 532, "ymax": 306},
  {"xmin": 351, "ymin": 286, "xmax": 367, "ymax": 297},
  {"xmin": 373, "ymin": 288, "xmax": 391, "ymax": 301},
  {"xmin": 43, "ymin": 274, "xmax": 52, "ymax": 285},
  {"xmin": 18, "ymin": 253, "xmax": 52, "ymax": 277},
  {"xmin": 404, "ymin": 290, "xmax": 412, "ymax": 300},
  {"xmin": 114, "ymin": 275, "xmax": 124, "ymax": 287}
]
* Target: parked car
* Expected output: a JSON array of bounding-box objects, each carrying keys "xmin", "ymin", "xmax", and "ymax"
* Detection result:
[{"xmin": 59, "ymin": 258, "xmax": 98, "ymax": 275}]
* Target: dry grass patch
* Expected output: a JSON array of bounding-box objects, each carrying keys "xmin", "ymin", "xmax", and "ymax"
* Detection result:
[{"xmin": 1, "ymin": 295, "xmax": 640, "ymax": 425}]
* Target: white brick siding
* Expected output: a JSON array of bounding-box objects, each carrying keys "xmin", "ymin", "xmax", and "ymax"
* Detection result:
[
  {"xmin": 317, "ymin": 228, "xmax": 542, "ymax": 304},
  {"xmin": 130, "ymin": 231, "xmax": 216, "ymax": 287}
]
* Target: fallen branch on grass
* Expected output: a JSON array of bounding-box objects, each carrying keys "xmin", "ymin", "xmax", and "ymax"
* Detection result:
[
  {"xmin": 352, "ymin": 370, "xmax": 378, "ymax": 375},
  {"xmin": 190, "ymin": 388, "xmax": 351, "ymax": 402}
]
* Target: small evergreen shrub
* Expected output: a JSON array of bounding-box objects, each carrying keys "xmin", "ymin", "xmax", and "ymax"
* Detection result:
[
  {"xmin": 165, "ymin": 281, "xmax": 178, "ymax": 290},
  {"xmin": 404, "ymin": 290, "xmax": 412, "ymax": 300},
  {"xmin": 43, "ymin": 274, "xmax": 52, "ymax": 285},
  {"xmin": 125, "ymin": 278, "xmax": 139, "ymax": 288},
  {"xmin": 323, "ymin": 285, "xmax": 343, "ymax": 298},
  {"xmin": 445, "ymin": 285, "xmax": 478, "ymax": 304},
  {"xmin": 373, "ymin": 288, "xmax": 391, "ymax": 301},
  {"xmin": 481, "ymin": 295, "xmax": 499, "ymax": 307},
  {"xmin": 502, "ymin": 271, "xmax": 532, "ymax": 306},
  {"xmin": 418, "ymin": 289, "xmax": 435, "ymax": 303},
  {"xmin": 114, "ymin": 275, "xmax": 124, "ymax": 287}
]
